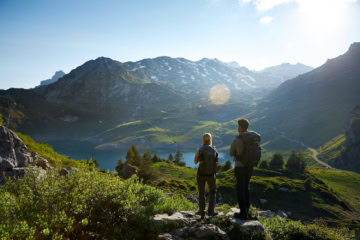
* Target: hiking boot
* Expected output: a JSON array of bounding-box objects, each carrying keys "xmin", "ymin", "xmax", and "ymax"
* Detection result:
[
  {"xmin": 196, "ymin": 211, "xmax": 205, "ymax": 219},
  {"xmin": 208, "ymin": 212, "xmax": 218, "ymax": 217},
  {"xmin": 234, "ymin": 212, "xmax": 248, "ymax": 220}
]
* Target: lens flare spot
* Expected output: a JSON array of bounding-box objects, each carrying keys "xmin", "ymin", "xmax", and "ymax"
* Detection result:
[{"xmin": 209, "ymin": 84, "xmax": 230, "ymax": 105}]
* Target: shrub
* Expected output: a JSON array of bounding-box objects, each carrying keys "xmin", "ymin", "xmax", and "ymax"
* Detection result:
[
  {"xmin": 0, "ymin": 168, "xmax": 195, "ymax": 239},
  {"xmin": 0, "ymin": 112, "xmax": 4, "ymax": 126},
  {"xmin": 221, "ymin": 160, "xmax": 233, "ymax": 172},
  {"xmin": 138, "ymin": 150, "xmax": 159, "ymax": 182},
  {"xmin": 262, "ymin": 216, "xmax": 350, "ymax": 240},
  {"xmin": 126, "ymin": 145, "xmax": 142, "ymax": 166},
  {"xmin": 286, "ymin": 151, "xmax": 306, "ymax": 173},
  {"xmin": 115, "ymin": 157, "xmax": 125, "ymax": 173},
  {"xmin": 269, "ymin": 152, "xmax": 284, "ymax": 170},
  {"xmin": 216, "ymin": 164, "xmax": 224, "ymax": 173},
  {"xmin": 259, "ymin": 160, "xmax": 269, "ymax": 169},
  {"xmin": 152, "ymin": 154, "xmax": 161, "ymax": 163}
]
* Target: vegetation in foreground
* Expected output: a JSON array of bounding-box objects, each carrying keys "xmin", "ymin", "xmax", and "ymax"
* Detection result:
[
  {"xmin": 1, "ymin": 134, "xmax": 358, "ymax": 239},
  {"xmin": 0, "ymin": 169, "xmax": 194, "ymax": 239}
]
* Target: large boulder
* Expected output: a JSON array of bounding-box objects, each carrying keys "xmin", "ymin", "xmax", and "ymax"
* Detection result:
[
  {"xmin": 153, "ymin": 211, "xmax": 201, "ymax": 229},
  {"xmin": 158, "ymin": 224, "xmax": 228, "ymax": 240},
  {"xmin": 0, "ymin": 126, "xmax": 34, "ymax": 170}
]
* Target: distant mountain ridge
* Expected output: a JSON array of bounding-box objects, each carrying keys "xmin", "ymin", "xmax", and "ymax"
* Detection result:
[
  {"xmin": 38, "ymin": 70, "xmax": 65, "ymax": 86},
  {"xmin": 250, "ymin": 42, "xmax": 360, "ymax": 149},
  {"xmin": 261, "ymin": 63, "xmax": 314, "ymax": 81}
]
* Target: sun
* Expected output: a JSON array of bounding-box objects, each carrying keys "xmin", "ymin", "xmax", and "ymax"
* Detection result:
[{"xmin": 298, "ymin": 0, "xmax": 354, "ymax": 35}]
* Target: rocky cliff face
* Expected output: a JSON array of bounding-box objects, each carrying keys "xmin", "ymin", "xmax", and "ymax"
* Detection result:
[
  {"xmin": 332, "ymin": 106, "xmax": 360, "ymax": 173},
  {"xmin": 0, "ymin": 126, "xmax": 34, "ymax": 170},
  {"xmin": 0, "ymin": 126, "xmax": 35, "ymax": 184}
]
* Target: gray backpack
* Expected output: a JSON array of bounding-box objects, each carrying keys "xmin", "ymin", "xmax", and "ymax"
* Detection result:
[
  {"xmin": 198, "ymin": 145, "xmax": 218, "ymax": 176},
  {"xmin": 236, "ymin": 132, "xmax": 261, "ymax": 167}
]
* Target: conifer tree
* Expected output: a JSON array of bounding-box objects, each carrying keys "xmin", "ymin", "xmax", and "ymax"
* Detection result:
[
  {"xmin": 152, "ymin": 154, "xmax": 161, "ymax": 163},
  {"xmin": 221, "ymin": 160, "xmax": 233, "ymax": 171},
  {"xmin": 115, "ymin": 157, "xmax": 124, "ymax": 174},
  {"xmin": 269, "ymin": 152, "xmax": 284, "ymax": 170},
  {"xmin": 126, "ymin": 145, "xmax": 142, "ymax": 166},
  {"xmin": 174, "ymin": 150, "xmax": 183, "ymax": 163},
  {"xmin": 286, "ymin": 151, "xmax": 306, "ymax": 173},
  {"xmin": 138, "ymin": 149, "xmax": 158, "ymax": 182},
  {"xmin": 168, "ymin": 153, "xmax": 174, "ymax": 161}
]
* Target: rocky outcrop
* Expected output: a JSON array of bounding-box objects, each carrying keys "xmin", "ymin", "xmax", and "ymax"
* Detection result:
[
  {"xmin": 0, "ymin": 126, "xmax": 49, "ymax": 184},
  {"xmin": 332, "ymin": 106, "xmax": 360, "ymax": 173},
  {"xmin": 153, "ymin": 209, "xmax": 267, "ymax": 240},
  {"xmin": 0, "ymin": 126, "xmax": 34, "ymax": 170},
  {"xmin": 157, "ymin": 224, "xmax": 228, "ymax": 240}
]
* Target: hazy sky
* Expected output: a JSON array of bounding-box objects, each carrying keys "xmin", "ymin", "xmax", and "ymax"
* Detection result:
[{"xmin": 1, "ymin": 0, "xmax": 359, "ymax": 89}]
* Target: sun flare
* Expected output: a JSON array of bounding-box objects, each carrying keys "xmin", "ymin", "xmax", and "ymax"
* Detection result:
[{"xmin": 209, "ymin": 84, "xmax": 231, "ymax": 105}]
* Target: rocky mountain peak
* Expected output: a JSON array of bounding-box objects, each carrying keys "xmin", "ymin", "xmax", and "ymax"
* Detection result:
[{"xmin": 39, "ymin": 70, "xmax": 65, "ymax": 86}]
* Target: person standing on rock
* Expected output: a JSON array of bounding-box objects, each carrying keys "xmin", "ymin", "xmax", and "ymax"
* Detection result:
[
  {"xmin": 230, "ymin": 119, "xmax": 261, "ymax": 220},
  {"xmin": 194, "ymin": 133, "xmax": 219, "ymax": 219}
]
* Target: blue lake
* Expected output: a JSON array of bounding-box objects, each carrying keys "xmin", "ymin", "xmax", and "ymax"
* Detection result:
[{"xmin": 48, "ymin": 140, "xmax": 233, "ymax": 170}]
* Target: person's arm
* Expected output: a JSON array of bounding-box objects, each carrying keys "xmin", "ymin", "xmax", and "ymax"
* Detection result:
[
  {"xmin": 229, "ymin": 138, "xmax": 237, "ymax": 157},
  {"xmin": 230, "ymin": 138, "xmax": 244, "ymax": 158},
  {"xmin": 194, "ymin": 149, "xmax": 200, "ymax": 164}
]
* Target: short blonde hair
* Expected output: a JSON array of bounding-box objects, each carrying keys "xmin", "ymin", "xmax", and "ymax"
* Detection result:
[{"xmin": 202, "ymin": 133, "xmax": 212, "ymax": 145}]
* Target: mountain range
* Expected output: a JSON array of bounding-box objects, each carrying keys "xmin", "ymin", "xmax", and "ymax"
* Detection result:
[
  {"xmin": 250, "ymin": 42, "xmax": 360, "ymax": 149},
  {"xmin": 0, "ymin": 43, "xmax": 359, "ymax": 168}
]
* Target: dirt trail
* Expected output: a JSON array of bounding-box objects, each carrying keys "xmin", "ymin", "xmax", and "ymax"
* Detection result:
[{"xmin": 271, "ymin": 128, "xmax": 334, "ymax": 169}]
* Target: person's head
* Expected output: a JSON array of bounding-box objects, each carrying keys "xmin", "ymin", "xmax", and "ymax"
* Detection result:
[
  {"xmin": 238, "ymin": 118, "xmax": 249, "ymax": 133},
  {"xmin": 202, "ymin": 133, "xmax": 212, "ymax": 145}
]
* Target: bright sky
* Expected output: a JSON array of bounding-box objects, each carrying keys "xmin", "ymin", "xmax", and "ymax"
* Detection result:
[{"xmin": 0, "ymin": 0, "xmax": 359, "ymax": 89}]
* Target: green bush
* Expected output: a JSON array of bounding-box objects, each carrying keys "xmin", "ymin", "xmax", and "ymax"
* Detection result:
[
  {"xmin": 0, "ymin": 168, "xmax": 195, "ymax": 239},
  {"xmin": 262, "ymin": 217, "xmax": 350, "ymax": 240},
  {"xmin": 221, "ymin": 160, "xmax": 233, "ymax": 172},
  {"xmin": 286, "ymin": 151, "xmax": 306, "ymax": 173},
  {"xmin": 0, "ymin": 112, "xmax": 4, "ymax": 126},
  {"xmin": 259, "ymin": 160, "xmax": 269, "ymax": 169},
  {"xmin": 269, "ymin": 152, "xmax": 284, "ymax": 170}
]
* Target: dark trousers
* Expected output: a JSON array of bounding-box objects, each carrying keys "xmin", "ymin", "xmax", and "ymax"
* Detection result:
[
  {"xmin": 197, "ymin": 174, "xmax": 216, "ymax": 214},
  {"xmin": 234, "ymin": 166, "xmax": 253, "ymax": 213}
]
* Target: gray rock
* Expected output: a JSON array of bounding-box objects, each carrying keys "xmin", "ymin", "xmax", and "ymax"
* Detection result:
[
  {"xmin": 0, "ymin": 126, "xmax": 34, "ymax": 171},
  {"xmin": 59, "ymin": 167, "xmax": 78, "ymax": 176},
  {"xmin": 118, "ymin": 163, "xmax": 137, "ymax": 179},
  {"xmin": 194, "ymin": 224, "xmax": 227, "ymax": 239},
  {"xmin": 1, "ymin": 167, "xmax": 46, "ymax": 184},
  {"xmin": 286, "ymin": 211, "xmax": 292, "ymax": 216},
  {"xmin": 36, "ymin": 157, "xmax": 51, "ymax": 169},
  {"xmin": 277, "ymin": 210, "xmax": 288, "ymax": 219},
  {"xmin": 231, "ymin": 219, "xmax": 264, "ymax": 233},
  {"xmin": 187, "ymin": 194, "xmax": 199, "ymax": 203},
  {"xmin": 226, "ymin": 207, "xmax": 240, "ymax": 217},
  {"xmin": 157, "ymin": 233, "xmax": 175, "ymax": 240},
  {"xmin": 279, "ymin": 187, "xmax": 289, "ymax": 192},
  {"xmin": 260, "ymin": 199, "xmax": 267, "ymax": 204},
  {"xmin": 258, "ymin": 210, "xmax": 276, "ymax": 218},
  {"xmin": 165, "ymin": 192, "xmax": 173, "ymax": 197},
  {"xmin": 154, "ymin": 211, "xmax": 200, "ymax": 225}
]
